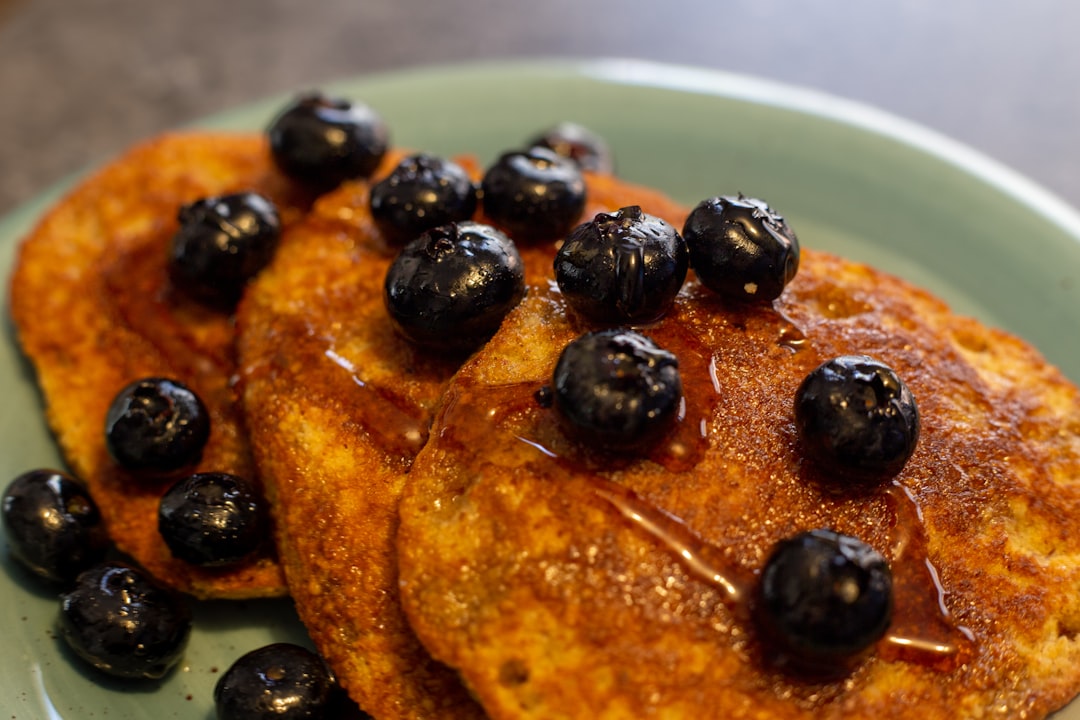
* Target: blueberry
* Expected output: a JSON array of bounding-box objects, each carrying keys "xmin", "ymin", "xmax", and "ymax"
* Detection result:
[
  {"xmin": 104, "ymin": 377, "xmax": 211, "ymax": 477},
  {"xmin": 268, "ymin": 92, "xmax": 389, "ymax": 193},
  {"xmin": 552, "ymin": 329, "xmax": 682, "ymax": 450},
  {"xmin": 369, "ymin": 153, "xmax": 479, "ymax": 244},
  {"xmin": 682, "ymin": 195, "xmax": 800, "ymax": 302},
  {"xmin": 757, "ymin": 529, "xmax": 892, "ymax": 666},
  {"xmin": 384, "ymin": 221, "xmax": 526, "ymax": 352},
  {"xmin": 554, "ymin": 206, "xmax": 688, "ymax": 325},
  {"xmin": 528, "ymin": 121, "xmax": 614, "ymax": 174},
  {"xmin": 59, "ymin": 561, "xmax": 192, "ymax": 679},
  {"xmin": 481, "ymin": 146, "xmax": 586, "ymax": 242},
  {"xmin": 2, "ymin": 469, "xmax": 108, "ymax": 584},
  {"xmin": 794, "ymin": 355, "xmax": 920, "ymax": 480},
  {"xmin": 158, "ymin": 472, "xmax": 268, "ymax": 567},
  {"xmin": 214, "ymin": 643, "xmax": 335, "ymax": 720},
  {"xmin": 169, "ymin": 192, "xmax": 282, "ymax": 309}
]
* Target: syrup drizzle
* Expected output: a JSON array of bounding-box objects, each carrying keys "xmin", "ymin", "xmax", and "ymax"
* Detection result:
[
  {"xmin": 776, "ymin": 309, "xmax": 809, "ymax": 353},
  {"xmin": 880, "ymin": 482, "xmax": 975, "ymax": 670},
  {"xmin": 317, "ymin": 341, "xmax": 429, "ymax": 460},
  {"xmin": 591, "ymin": 479, "xmax": 747, "ymax": 603},
  {"xmin": 707, "ymin": 354, "xmax": 723, "ymax": 394},
  {"xmin": 589, "ymin": 473, "xmax": 975, "ymax": 670}
]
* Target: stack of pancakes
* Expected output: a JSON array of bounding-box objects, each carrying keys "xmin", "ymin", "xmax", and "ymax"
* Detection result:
[{"xmin": 9, "ymin": 130, "xmax": 1080, "ymax": 719}]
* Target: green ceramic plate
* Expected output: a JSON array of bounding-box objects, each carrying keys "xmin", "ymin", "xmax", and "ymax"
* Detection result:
[{"xmin": 2, "ymin": 59, "xmax": 1078, "ymax": 719}]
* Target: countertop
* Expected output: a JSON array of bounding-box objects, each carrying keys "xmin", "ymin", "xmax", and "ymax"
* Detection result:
[{"xmin": 2, "ymin": 0, "xmax": 1078, "ymax": 217}]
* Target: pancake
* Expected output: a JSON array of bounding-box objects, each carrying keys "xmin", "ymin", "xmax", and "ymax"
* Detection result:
[
  {"xmin": 9, "ymin": 132, "xmax": 296, "ymax": 599},
  {"xmin": 234, "ymin": 157, "xmax": 689, "ymax": 718},
  {"xmin": 395, "ymin": 252, "xmax": 1080, "ymax": 719}
]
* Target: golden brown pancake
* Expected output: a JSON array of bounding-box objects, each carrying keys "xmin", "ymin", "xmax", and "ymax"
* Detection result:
[
  {"xmin": 9, "ymin": 132, "xmax": 296, "ymax": 599},
  {"xmin": 234, "ymin": 158, "xmax": 689, "ymax": 718},
  {"xmin": 396, "ymin": 252, "xmax": 1080, "ymax": 719}
]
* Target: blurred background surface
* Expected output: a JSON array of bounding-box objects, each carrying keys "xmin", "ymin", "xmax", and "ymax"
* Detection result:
[{"xmin": 1, "ymin": 0, "xmax": 1078, "ymax": 216}]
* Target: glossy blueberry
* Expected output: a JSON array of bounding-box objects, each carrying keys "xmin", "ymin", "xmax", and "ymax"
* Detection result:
[
  {"xmin": 552, "ymin": 329, "xmax": 682, "ymax": 450},
  {"xmin": 104, "ymin": 377, "xmax": 211, "ymax": 477},
  {"xmin": 158, "ymin": 472, "xmax": 268, "ymax": 567},
  {"xmin": 555, "ymin": 205, "xmax": 688, "ymax": 324},
  {"xmin": 757, "ymin": 529, "xmax": 892, "ymax": 666},
  {"xmin": 794, "ymin": 355, "xmax": 920, "ymax": 480},
  {"xmin": 682, "ymin": 194, "xmax": 800, "ymax": 302},
  {"xmin": 169, "ymin": 192, "xmax": 282, "ymax": 309},
  {"xmin": 2, "ymin": 469, "xmax": 108, "ymax": 584},
  {"xmin": 528, "ymin": 121, "xmax": 614, "ymax": 174},
  {"xmin": 369, "ymin": 153, "xmax": 479, "ymax": 244},
  {"xmin": 384, "ymin": 221, "xmax": 526, "ymax": 352},
  {"xmin": 59, "ymin": 561, "xmax": 192, "ymax": 679},
  {"xmin": 481, "ymin": 146, "xmax": 586, "ymax": 242},
  {"xmin": 214, "ymin": 643, "xmax": 335, "ymax": 720},
  {"xmin": 268, "ymin": 92, "xmax": 389, "ymax": 193}
]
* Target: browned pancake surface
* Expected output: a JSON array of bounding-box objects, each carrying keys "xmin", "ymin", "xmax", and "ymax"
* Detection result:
[
  {"xmin": 235, "ymin": 158, "xmax": 690, "ymax": 718},
  {"xmin": 396, "ymin": 253, "xmax": 1080, "ymax": 719},
  {"xmin": 10, "ymin": 132, "xmax": 296, "ymax": 598}
]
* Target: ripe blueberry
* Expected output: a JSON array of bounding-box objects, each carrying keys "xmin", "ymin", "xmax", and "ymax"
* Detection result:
[
  {"xmin": 682, "ymin": 194, "xmax": 800, "ymax": 302},
  {"xmin": 1, "ymin": 469, "xmax": 108, "ymax": 584},
  {"xmin": 215, "ymin": 643, "xmax": 336, "ymax": 720},
  {"xmin": 552, "ymin": 329, "xmax": 682, "ymax": 450},
  {"xmin": 268, "ymin": 92, "xmax": 389, "ymax": 193},
  {"xmin": 158, "ymin": 472, "xmax": 268, "ymax": 567},
  {"xmin": 555, "ymin": 205, "xmax": 688, "ymax": 325},
  {"xmin": 59, "ymin": 561, "xmax": 192, "ymax": 679},
  {"xmin": 384, "ymin": 221, "xmax": 526, "ymax": 352},
  {"xmin": 104, "ymin": 377, "xmax": 211, "ymax": 477},
  {"xmin": 528, "ymin": 121, "xmax": 614, "ymax": 174},
  {"xmin": 481, "ymin": 146, "xmax": 586, "ymax": 242},
  {"xmin": 369, "ymin": 153, "xmax": 478, "ymax": 244},
  {"xmin": 794, "ymin": 355, "xmax": 920, "ymax": 480},
  {"xmin": 757, "ymin": 528, "xmax": 893, "ymax": 667},
  {"xmin": 169, "ymin": 191, "xmax": 281, "ymax": 309}
]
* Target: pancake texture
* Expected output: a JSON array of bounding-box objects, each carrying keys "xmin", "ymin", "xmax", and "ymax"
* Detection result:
[
  {"xmin": 9, "ymin": 132, "xmax": 294, "ymax": 599},
  {"xmin": 396, "ymin": 254, "xmax": 1080, "ymax": 719},
  {"xmin": 234, "ymin": 158, "xmax": 689, "ymax": 718}
]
